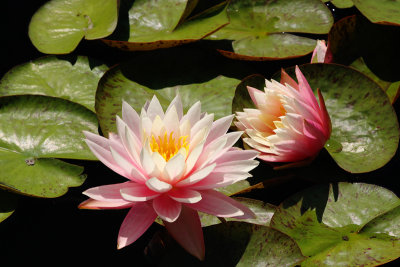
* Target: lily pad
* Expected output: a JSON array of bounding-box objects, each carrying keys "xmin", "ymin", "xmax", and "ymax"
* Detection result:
[
  {"xmin": 215, "ymin": 179, "xmax": 252, "ymax": 196},
  {"xmin": 270, "ymin": 182, "xmax": 400, "ymax": 266},
  {"xmin": 323, "ymin": 0, "xmax": 354, "ymax": 9},
  {"xmin": 103, "ymin": 1, "xmax": 228, "ymax": 51},
  {"xmin": 275, "ymin": 64, "xmax": 399, "ymax": 173},
  {"xmin": 353, "ymin": 0, "xmax": 400, "ymax": 26},
  {"xmin": 0, "ymin": 149, "xmax": 85, "ymax": 198},
  {"xmin": 28, "ymin": 0, "xmax": 118, "ymax": 54},
  {"xmin": 0, "ymin": 56, "xmax": 108, "ymax": 112},
  {"xmin": 198, "ymin": 197, "xmax": 276, "ymax": 227},
  {"xmin": 95, "ymin": 47, "xmax": 255, "ymax": 136},
  {"xmin": 152, "ymin": 222, "xmax": 305, "ymax": 266},
  {"xmin": 207, "ymin": 0, "xmax": 333, "ymax": 60},
  {"xmin": 0, "ymin": 95, "xmax": 97, "ymax": 197},
  {"xmin": 232, "ymin": 74, "xmax": 264, "ymax": 113},
  {"xmin": 350, "ymin": 58, "xmax": 400, "ymax": 104},
  {"xmin": 0, "ymin": 189, "xmax": 18, "ymax": 223}
]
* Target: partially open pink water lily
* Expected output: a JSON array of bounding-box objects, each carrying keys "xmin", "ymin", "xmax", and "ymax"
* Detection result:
[
  {"xmin": 311, "ymin": 40, "xmax": 332, "ymax": 63},
  {"xmin": 79, "ymin": 95, "xmax": 258, "ymax": 260},
  {"xmin": 235, "ymin": 66, "xmax": 331, "ymax": 162}
]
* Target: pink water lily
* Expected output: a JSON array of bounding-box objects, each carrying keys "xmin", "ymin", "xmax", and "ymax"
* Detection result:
[
  {"xmin": 235, "ymin": 66, "xmax": 331, "ymax": 162},
  {"xmin": 311, "ymin": 40, "xmax": 332, "ymax": 63},
  {"xmin": 79, "ymin": 95, "xmax": 258, "ymax": 260}
]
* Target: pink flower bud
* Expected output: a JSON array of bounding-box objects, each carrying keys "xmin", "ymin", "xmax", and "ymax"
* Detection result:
[{"xmin": 235, "ymin": 66, "xmax": 331, "ymax": 162}]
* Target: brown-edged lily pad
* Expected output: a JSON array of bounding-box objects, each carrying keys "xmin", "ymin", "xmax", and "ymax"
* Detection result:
[{"xmin": 102, "ymin": 0, "xmax": 228, "ymax": 51}]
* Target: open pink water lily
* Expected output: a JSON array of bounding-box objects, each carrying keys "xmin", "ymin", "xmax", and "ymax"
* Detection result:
[
  {"xmin": 311, "ymin": 40, "xmax": 332, "ymax": 63},
  {"xmin": 79, "ymin": 95, "xmax": 258, "ymax": 260},
  {"xmin": 235, "ymin": 66, "xmax": 331, "ymax": 162}
]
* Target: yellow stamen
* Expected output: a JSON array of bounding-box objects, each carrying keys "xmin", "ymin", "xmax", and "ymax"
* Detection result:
[{"xmin": 149, "ymin": 131, "xmax": 189, "ymax": 161}]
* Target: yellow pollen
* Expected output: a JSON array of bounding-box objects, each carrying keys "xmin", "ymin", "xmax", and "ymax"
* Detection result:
[{"xmin": 149, "ymin": 131, "xmax": 189, "ymax": 161}]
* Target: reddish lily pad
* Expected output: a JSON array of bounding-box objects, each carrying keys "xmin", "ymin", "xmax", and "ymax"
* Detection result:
[
  {"xmin": 103, "ymin": 1, "xmax": 228, "ymax": 51},
  {"xmin": 28, "ymin": 0, "xmax": 118, "ymax": 54},
  {"xmin": 329, "ymin": 15, "xmax": 400, "ymax": 82},
  {"xmin": 207, "ymin": 0, "xmax": 333, "ymax": 60},
  {"xmin": 270, "ymin": 182, "xmax": 400, "ymax": 266}
]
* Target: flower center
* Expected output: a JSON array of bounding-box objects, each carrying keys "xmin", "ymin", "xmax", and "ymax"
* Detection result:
[{"xmin": 150, "ymin": 131, "xmax": 189, "ymax": 161}]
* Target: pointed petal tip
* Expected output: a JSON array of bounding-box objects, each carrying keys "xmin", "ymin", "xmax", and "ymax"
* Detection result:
[{"xmin": 164, "ymin": 207, "xmax": 205, "ymax": 261}]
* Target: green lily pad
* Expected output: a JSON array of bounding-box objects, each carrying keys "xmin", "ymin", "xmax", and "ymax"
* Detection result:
[
  {"xmin": 275, "ymin": 64, "xmax": 399, "ymax": 173},
  {"xmin": 0, "ymin": 149, "xmax": 85, "ymax": 198},
  {"xmin": 270, "ymin": 182, "xmax": 400, "ymax": 266},
  {"xmin": 207, "ymin": 0, "xmax": 333, "ymax": 60},
  {"xmin": 153, "ymin": 222, "xmax": 305, "ymax": 266},
  {"xmin": 28, "ymin": 0, "xmax": 118, "ymax": 54},
  {"xmin": 103, "ymin": 1, "xmax": 228, "ymax": 51},
  {"xmin": 323, "ymin": 0, "xmax": 354, "ymax": 9},
  {"xmin": 350, "ymin": 58, "xmax": 400, "ymax": 104},
  {"xmin": 0, "ymin": 95, "xmax": 97, "ymax": 197},
  {"xmin": 0, "ymin": 56, "xmax": 107, "ymax": 112},
  {"xmin": 215, "ymin": 179, "xmax": 252, "ymax": 196},
  {"xmin": 97, "ymin": 69, "xmax": 239, "ymax": 136},
  {"xmin": 0, "ymin": 189, "xmax": 18, "ymax": 223},
  {"xmin": 95, "ymin": 47, "xmax": 256, "ymax": 136},
  {"xmin": 232, "ymin": 74, "xmax": 264, "ymax": 113},
  {"xmin": 199, "ymin": 197, "xmax": 276, "ymax": 227},
  {"xmin": 353, "ymin": 0, "xmax": 400, "ymax": 26}
]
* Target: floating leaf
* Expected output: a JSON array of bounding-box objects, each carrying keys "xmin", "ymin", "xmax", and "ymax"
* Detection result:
[
  {"xmin": 95, "ymin": 47, "xmax": 255, "ymax": 136},
  {"xmin": 270, "ymin": 183, "xmax": 400, "ymax": 266},
  {"xmin": 274, "ymin": 64, "xmax": 399, "ymax": 173},
  {"xmin": 215, "ymin": 179, "xmax": 252, "ymax": 196},
  {"xmin": 0, "ymin": 56, "xmax": 107, "ymax": 112},
  {"xmin": 103, "ymin": 1, "xmax": 228, "ymax": 51},
  {"xmin": 0, "ymin": 189, "xmax": 18, "ymax": 223},
  {"xmin": 322, "ymin": 0, "xmax": 354, "ymax": 9},
  {"xmin": 350, "ymin": 58, "xmax": 400, "ymax": 104},
  {"xmin": 353, "ymin": 0, "xmax": 400, "ymax": 26},
  {"xmin": 208, "ymin": 0, "xmax": 333, "ymax": 60},
  {"xmin": 199, "ymin": 197, "xmax": 276, "ymax": 227},
  {"xmin": 0, "ymin": 95, "xmax": 98, "ymax": 197},
  {"xmin": 232, "ymin": 74, "xmax": 264, "ymax": 113},
  {"xmin": 28, "ymin": 0, "xmax": 118, "ymax": 54},
  {"xmin": 0, "ymin": 149, "xmax": 85, "ymax": 198},
  {"xmin": 152, "ymin": 222, "xmax": 305, "ymax": 266}
]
